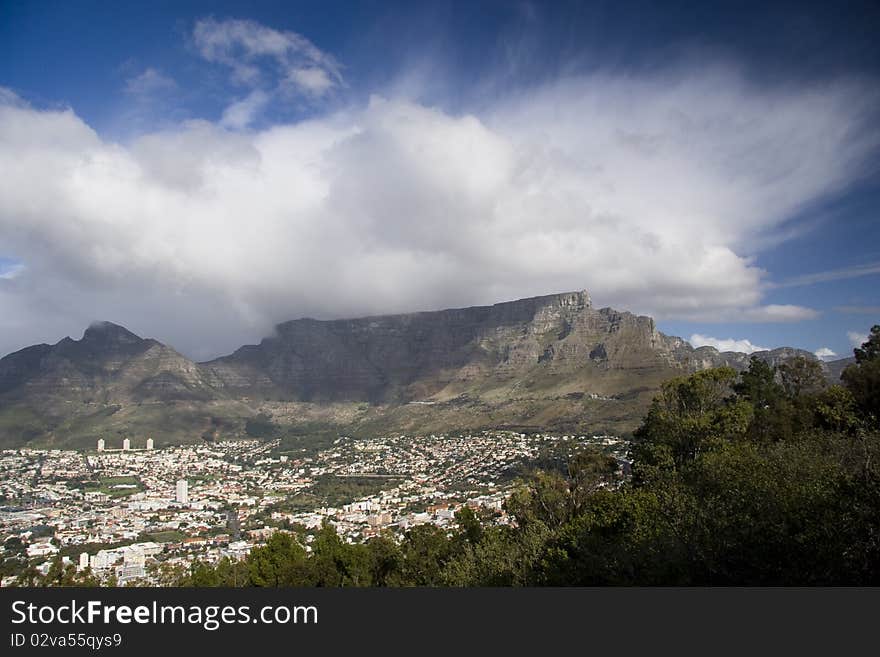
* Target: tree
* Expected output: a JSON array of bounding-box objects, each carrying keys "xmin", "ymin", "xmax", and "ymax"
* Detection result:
[
  {"xmin": 399, "ymin": 525, "xmax": 454, "ymax": 586},
  {"xmin": 365, "ymin": 534, "xmax": 403, "ymax": 586},
  {"xmin": 633, "ymin": 367, "xmax": 752, "ymax": 470},
  {"xmin": 812, "ymin": 385, "xmax": 861, "ymax": 434},
  {"xmin": 778, "ymin": 356, "xmax": 827, "ymax": 399},
  {"xmin": 842, "ymin": 325, "xmax": 880, "ymax": 424},
  {"xmin": 308, "ymin": 523, "xmax": 372, "ymax": 586},
  {"xmin": 454, "ymin": 507, "xmax": 484, "ymax": 546},
  {"xmin": 853, "ymin": 325, "xmax": 880, "ymax": 364},
  {"xmin": 246, "ymin": 532, "xmax": 308, "ymax": 586},
  {"xmin": 734, "ymin": 356, "xmax": 782, "ymax": 408}
]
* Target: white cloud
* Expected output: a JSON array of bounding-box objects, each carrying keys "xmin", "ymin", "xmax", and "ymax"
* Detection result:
[
  {"xmin": 285, "ymin": 67, "xmax": 335, "ymax": 97},
  {"xmin": 0, "ymin": 66, "xmax": 878, "ymax": 359},
  {"xmin": 125, "ymin": 68, "xmax": 177, "ymax": 96},
  {"xmin": 689, "ymin": 334, "xmax": 769, "ymax": 354},
  {"xmin": 193, "ymin": 18, "xmax": 342, "ymax": 97},
  {"xmin": 0, "ymin": 87, "xmax": 27, "ymax": 108},
  {"xmin": 221, "ymin": 90, "xmax": 270, "ymax": 129},
  {"xmin": 835, "ymin": 305, "xmax": 880, "ymax": 314},
  {"xmin": 814, "ymin": 347, "xmax": 837, "ymax": 360},
  {"xmin": 740, "ymin": 305, "xmax": 820, "ymax": 322},
  {"xmin": 848, "ymin": 331, "xmax": 869, "ymax": 347},
  {"xmin": 777, "ymin": 261, "xmax": 880, "ymax": 287}
]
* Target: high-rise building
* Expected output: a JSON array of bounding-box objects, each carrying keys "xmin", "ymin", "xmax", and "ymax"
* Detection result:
[
  {"xmin": 226, "ymin": 508, "xmax": 241, "ymax": 541},
  {"xmin": 146, "ymin": 438, "xmax": 154, "ymax": 450},
  {"xmin": 176, "ymin": 479, "xmax": 188, "ymax": 504},
  {"xmin": 122, "ymin": 438, "xmax": 131, "ymax": 451},
  {"xmin": 97, "ymin": 438, "xmax": 105, "ymax": 452},
  {"xmin": 79, "ymin": 552, "xmax": 89, "ymax": 569}
]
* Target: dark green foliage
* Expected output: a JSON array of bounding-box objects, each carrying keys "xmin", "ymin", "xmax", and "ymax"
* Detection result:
[
  {"xmin": 7, "ymin": 555, "xmax": 100, "ymax": 587},
  {"xmin": 778, "ymin": 355, "xmax": 827, "ymax": 399},
  {"xmin": 853, "ymin": 325, "xmax": 880, "ymax": 364},
  {"xmin": 246, "ymin": 532, "xmax": 309, "ymax": 586},
  {"xmin": 632, "ymin": 367, "xmax": 751, "ymax": 470},
  {"xmin": 842, "ymin": 325, "xmax": 880, "ymax": 423},
  {"xmin": 245, "ymin": 413, "xmax": 279, "ymax": 438}
]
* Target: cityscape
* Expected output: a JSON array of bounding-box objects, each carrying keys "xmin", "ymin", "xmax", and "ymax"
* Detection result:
[{"xmin": 0, "ymin": 432, "xmax": 629, "ymax": 586}]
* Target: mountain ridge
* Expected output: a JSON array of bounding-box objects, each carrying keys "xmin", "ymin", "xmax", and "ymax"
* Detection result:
[{"xmin": 0, "ymin": 291, "xmax": 854, "ymax": 448}]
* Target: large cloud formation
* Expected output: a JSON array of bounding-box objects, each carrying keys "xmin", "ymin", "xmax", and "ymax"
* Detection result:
[{"xmin": 0, "ymin": 63, "xmax": 878, "ymax": 359}]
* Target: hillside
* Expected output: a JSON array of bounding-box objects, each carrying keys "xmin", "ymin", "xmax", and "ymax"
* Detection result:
[{"xmin": 0, "ymin": 292, "xmax": 850, "ymax": 447}]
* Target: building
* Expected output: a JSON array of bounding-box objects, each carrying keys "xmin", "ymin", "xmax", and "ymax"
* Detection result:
[
  {"xmin": 117, "ymin": 564, "xmax": 145, "ymax": 584},
  {"xmin": 79, "ymin": 552, "xmax": 89, "ymax": 569},
  {"xmin": 226, "ymin": 509, "xmax": 241, "ymax": 541},
  {"xmin": 146, "ymin": 438, "xmax": 154, "ymax": 450},
  {"xmin": 90, "ymin": 551, "xmax": 114, "ymax": 570},
  {"xmin": 122, "ymin": 438, "xmax": 131, "ymax": 451},
  {"xmin": 97, "ymin": 438, "xmax": 105, "ymax": 452},
  {"xmin": 176, "ymin": 479, "xmax": 188, "ymax": 504},
  {"xmin": 26, "ymin": 541, "xmax": 58, "ymax": 558},
  {"xmin": 122, "ymin": 546, "xmax": 146, "ymax": 566}
]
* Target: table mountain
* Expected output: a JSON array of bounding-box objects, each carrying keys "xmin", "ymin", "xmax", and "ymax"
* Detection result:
[{"xmin": 0, "ymin": 292, "xmax": 850, "ymax": 447}]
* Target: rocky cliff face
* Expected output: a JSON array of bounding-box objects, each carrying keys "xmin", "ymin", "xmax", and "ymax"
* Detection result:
[
  {"xmin": 0, "ymin": 291, "xmax": 850, "ymax": 447},
  {"xmin": 203, "ymin": 291, "xmax": 831, "ymax": 403},
  {"xmin": 202, "ymin": 291, "xmax": 675, "ymax": 402}
]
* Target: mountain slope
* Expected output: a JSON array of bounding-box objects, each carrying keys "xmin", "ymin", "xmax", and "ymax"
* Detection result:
[
  {"xmin": 0, "ymin": 321, "xmax": 216, "ymax": 404},
  {"xmin": 0, "ymin": 292, "xmax": 850, "ymax": 447},
  {"xmin": 0, "ymin": 322, "xmax": 251, "ymax": 448}
]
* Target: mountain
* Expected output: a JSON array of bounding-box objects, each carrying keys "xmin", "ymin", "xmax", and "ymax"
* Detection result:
[
  {"xmin": 0, "ymin": 292, "xmax": 853, "ymax": 448},
  {"xmin": 0, "ymin": 321, "xmax": 214, "ymax": 403},
  {"xmin": 0, "ymin": 322, "xmax": 251, "ymax": 449}
]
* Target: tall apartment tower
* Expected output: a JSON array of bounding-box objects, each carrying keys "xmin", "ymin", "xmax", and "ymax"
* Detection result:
[
  {"xmin": 176, "ymin": 479, "xmax": 188, "ymax": 504},
  {"xmin": 97, "ymin": 438, "xmax": 105, "ymax": 452},
  {"xmin": 122, "ymin": 438, "xmax": 131, "ymax": 451},
  {"xmin": 226, "ymin": 508, "xmax": 241, "ymax": 541},
  {"xmin": 146, "ymin": 438, "xmax": 154, "ymax": 450}
]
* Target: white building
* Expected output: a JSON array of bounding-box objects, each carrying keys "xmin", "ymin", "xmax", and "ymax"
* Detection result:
[
  {"xmin": 122, "ymin": 546, "xmax": 146, "ymax": 566},
  {"xmin": 146, "ymin": 438, "xmax": 154, "ymax": 450},
  {"xmin": 117, "ymin": 564, "xmax": 145, "ymax": 584},
  {"xmin": 122, "ymin": 438, "xmax": 131, "ymax": 451},
  {"xmin": 79, "ymin": 552, "xmax": 89, "ymax": 569},
  {"xmin": 26, "ymin": 541, "xmax": 58, "ymax": 558},
  {"xmin": 97, "ymin": 438, "xmax": 105, "ymax": 452},
  {"xmin": 176, "ymin": 479, "xmax": 188, "ymax": 504},
  {"xmin": 90, "ymin": 551, "xmax": 112, "ymax": 570}
]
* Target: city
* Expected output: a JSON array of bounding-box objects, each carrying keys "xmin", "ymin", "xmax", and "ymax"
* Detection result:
[{"xmin": 0, "ymin": 432, "xmax": 629, "ymax": 586}]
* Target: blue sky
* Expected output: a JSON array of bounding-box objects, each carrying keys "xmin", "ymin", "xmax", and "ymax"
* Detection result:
[{"xmin": 0, "ymin": 1, "xmax": 878, "ymax": 360}]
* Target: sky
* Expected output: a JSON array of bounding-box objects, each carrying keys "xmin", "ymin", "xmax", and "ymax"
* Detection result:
[{"xmin": 0, "ymin": 0, "xmax": 878, "ymax": 362}]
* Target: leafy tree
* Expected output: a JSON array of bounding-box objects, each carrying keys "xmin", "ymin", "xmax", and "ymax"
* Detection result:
[
  {"xmin": 188, "ymin": 560, "xmax": 221, "ymax": 586},
  {"xmin": 842, "ymin": 325, "xmax": 880, "ymax": 424},
  {"xmin": 778, "ymin": 355, "xmax": 827, "ymax": 399},
  {"xmin": 308, "ymin": 523, "xmax": 372, "ymax": 586},
  {"xmin": 246, "ymin": 532, "xmax": 308, "ymax": 586},
  {"xmin": 853, "ymin": 325, "xmax": 880, "ymax": 364},
  {"xmin": 398, "ymin": 525, "xmax": 454, "ymax": 586},
  {"xmin": 454, "ymin": 507, "xmax": 484, "ymax": 546},
  {"xmin": 811, "ymin": 385, "xmax": 861, "ymax": 434},
  {"xmin": 214, "ymin": 556, "xmax": 249, "ymax": 587},
  {"xmin": 29, "ymin": 556, "xmax": 101, "ymax": 587},
  {"xmin": 443, "ymin": 524, "xmax": 548, "ymax": 586},
  {"xmin": 633, "ymin": 367, "xmax": 751, "ymax": 470},
  {"xmin": 733, "ymin": 356, "xmax": 789, "ymax": 442},
  {"xmin": 734, "ymin": 356, "xmax": 782, "ymax": 408},
  {"xmin": 364, "ymin": 534, "xmax": 404, "ymax": 586}
]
